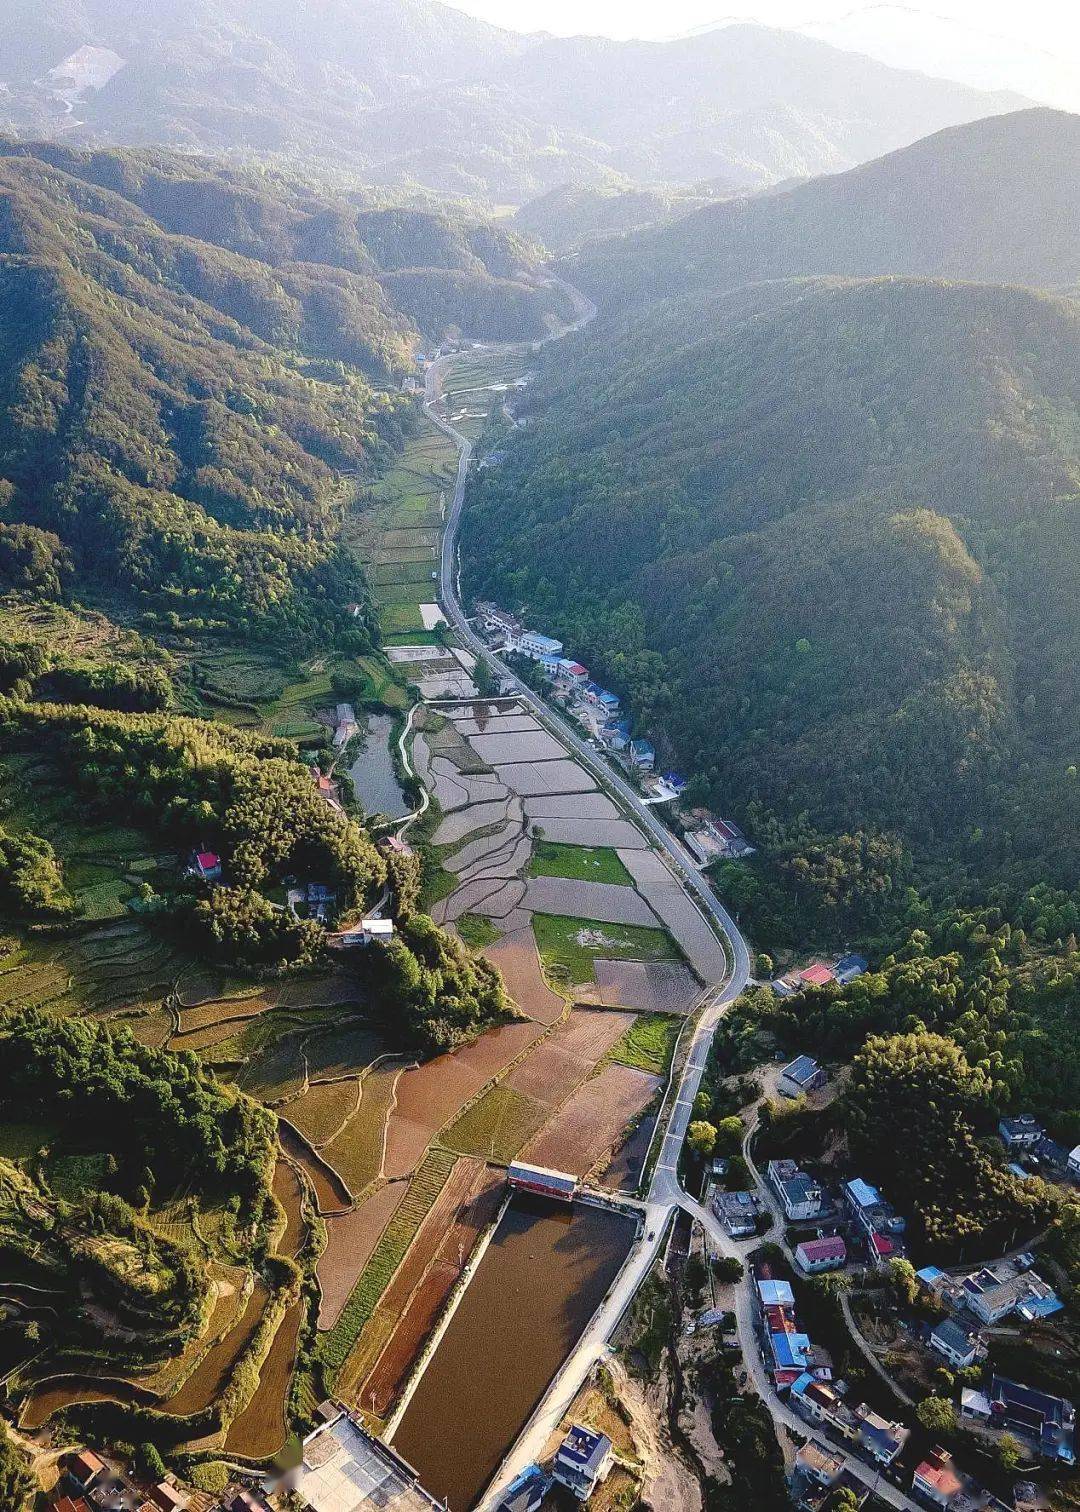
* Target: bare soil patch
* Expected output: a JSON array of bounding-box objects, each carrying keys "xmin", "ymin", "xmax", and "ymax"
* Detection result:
[
  {"xmin": 317, "ymin": 1182, "xmax": 406, "ymax": 1330},
  {"xmin": 593, "ymin": 958, "xmax": 700, "ymax": 1014},
  {"xmin": 493, "ymin": 760, "xmax": 596, "ymax": 797},
  {"xmin": 482, "ymin": 928, "xmax": 565, "ymax": 1025},
  {"xmin": 523, "ymin": 875, "xmax": 660, "ymax": 926}
]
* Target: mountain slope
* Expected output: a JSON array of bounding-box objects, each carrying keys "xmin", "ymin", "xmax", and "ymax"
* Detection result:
[
  {"xmin": 0, "ymin": 5, "xmax": 1027, "ymax": 204},
  {"xmin": 0, "ymin": 139, "xmax": 564, "ymax": 638},
  {"xmin": 462, "ymin": 276, "xmax": 1080, "ymax": 886},
  {"xmin": 570, "ymin": 107, "xmax": 1080, "ymax": 309}
]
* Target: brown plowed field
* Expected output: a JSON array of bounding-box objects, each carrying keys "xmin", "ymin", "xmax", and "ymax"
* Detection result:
[
  {"xmin": 522, "ymin": 1064, "xmax": 661, "ymax": 1176},
  {"xmin": 317, "ymin": 1182, "xmax": 407, "ymax": 1329},
  {"xmin": 222, "ymin": 1298, "xmax": 302, "ymax": 1459},
  {"xmin": 482, "ymin": 929, "xmax": 565, "ymax": 1026}
]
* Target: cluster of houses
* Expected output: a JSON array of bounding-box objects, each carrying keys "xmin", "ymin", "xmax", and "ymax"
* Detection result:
[
  {"xmin": 494, "ymin": 1421, "xmax": 614, "ymax": 1509},
  {"xmin": 752, "ymin": 1267, "xmax": 912, "ymax": 1478},
  {"xmin": 772, "ymin": 954, "xmax": 868, "ymax": 997},
  {"xmin": 997, "ymin": 1112, "xmax": 1080, "ymax": 1186},
  {"xmin": 50, "ymin": 1447, "xmax": 270, "ymax": 1512}
]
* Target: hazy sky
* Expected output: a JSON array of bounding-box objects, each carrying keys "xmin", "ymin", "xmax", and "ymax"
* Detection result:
[{"xmin": 442, "ymin": 0, "xmax": 1080, "ymax": 108}]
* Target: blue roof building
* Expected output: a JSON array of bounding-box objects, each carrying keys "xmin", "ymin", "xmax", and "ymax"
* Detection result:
[
  {"xmin": 629, "ymin": 739, "xmax": 656, "ymax": 768},
  {"xmin": 553, "ymin": 1423, "xmax": 614, "ymax": 1500},
  {"xmin": 758, "ymin": 1278, "xmax": 795, "ymax": 1308},
  {"xmin": 835, "ymin": 953, "xmax": 869, "ymax": 983},
  {"xmin": 498, "ymin": 1464, "xmax": 550, "ymax": 1511},
  {"xmin": 770, "ymin": 1331, "xmax": 812, "ymax": 1371}
]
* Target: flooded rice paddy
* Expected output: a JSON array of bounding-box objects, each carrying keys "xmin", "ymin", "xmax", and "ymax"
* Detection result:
[
  {"xmin": 347, "ymin": 713, "xmax": 409, "ymax": 818},
  {"xmin": 392, "ymin": 1195, "xmax": 635, "ymax": 1510}
]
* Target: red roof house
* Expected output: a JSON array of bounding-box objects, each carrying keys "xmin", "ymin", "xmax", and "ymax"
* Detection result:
[{"xmin": 799, "ymin": 963, "xmax": 835, "ymax": 987}]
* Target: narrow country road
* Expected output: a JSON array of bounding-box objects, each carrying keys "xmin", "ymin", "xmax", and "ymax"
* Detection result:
[{"xmin": 419, "ymin": 293, "xmax": 919, "ymax": 1512}]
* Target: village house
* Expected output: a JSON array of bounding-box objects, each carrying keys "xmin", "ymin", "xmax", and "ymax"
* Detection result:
[
  {"xmin": 148, "ymin": 1484, "xmax": 189, "ymax": 1512},
  {"xmin": 379, "ymin": 834, "xmax": 412, "ymax": 857},
  {"xmin": 998, "ymin": 1114, "xmax": 1044, "ymax": 1150},
  {"xmin": 791, "ymin": 1373, "xmax": 858, "ymax": 1438},
  {"xmin": 1068, "ymin": 1143, "xmax": 1080, "ymax": 1181},
  {"xmin": 989, "ymin": 1376, "xmax": 1076, "ymax": 1463},
  {"xmin": 835, "ymin": 953, "xmax": 869, "ymax": 984},
  {"xmin": 289, "ymin": 1411, "xmax": 444, "ymax": 1510},
  {"xmin": 552, "ymin": 1423, "xmax": 614, "ymax": 1501},
  {"xmin": 942, "ymin": 1258, "xmax": 1063, "ymax": 1326},
  {"xmin": 794, "ymin": 1440, "xmax": 845, "ymax": 1491},
  {"xmin": 556, "ymin": 657, "xmax": 589, "ymax": 687},
  {"xmin": 779, "ymin": 1055, "xmax": 827, "ymax": 1099},
  {"xmin": 330, "ymin": 917, "xmax": 395, "ymax": 949},
  {"xmin": 713, "ymin": 1187, "xmax": 761, "ymax": 1236},
  {"xmin": 853, "ymin": 1404, "xmax": 910, "ymax": 1465},
  {"xmin": 63, "ymin": 1452, "xmax": 107, "ymax": 1498},
  {"xmin": 767, "ymin": 1158, "xmax": 825, "ymax": 1221},
  {"xmin": 496, "ymin": 1464, "xmax": 550, "ymax": 1512},
  {"xmin": 629, "ymin": 738, "xmax": 656, "ymax": 769},
  {"xmin": 799, "ymin": 962, "xmax": 836, "ymax": 989},
  {"xmin": 913, "ymin": 1449, "xmax": 966, "ymax": 1508},
  {"xmin": 843, "ymin": 1177, "xmax": 906, "ymax": 1264},
  {"xmin": 929, "ymin": 1317, "xmax": 984, "ymax": 1370},
  {"xmin": 796, "ymin": 1236, "xmax": 848, "ymax": 1274},
  {"xmin": 187, "ymin": 849, "xmax": 222, "ymax": 883}
]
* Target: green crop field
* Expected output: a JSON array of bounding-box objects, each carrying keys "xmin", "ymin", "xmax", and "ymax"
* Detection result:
[
  {"xmin": 323, "ymin": 1062, "xmax": 401, "ymax": 1193},
  {"xmin": 606, "ymin": 1014, "xmax": 681, "ymax": 1076},
  {"xmin": 455, "ymin": 913, "xmax": 500, "ymax": 951},
  {"xmin": 532, "ymin": 914, "xmax": 684, "ymax": 986},
  {"xmin": 284, "ymin": 1080, "xmax": 360, "ymax": 1149},
  {"xmin": 317, "ymin": 1148, "xmax": 457, "ymax": 1381},
  {"xmin": 443, "ymin": 1084, "xmax": 548, "ymax": 1164},
  {"xmin": 528, "ymin": 842, "xmax": 634, "ymax": 886}
]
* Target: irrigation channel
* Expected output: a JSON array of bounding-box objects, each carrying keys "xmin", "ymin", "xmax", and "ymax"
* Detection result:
[{"xmin": 390, "ymin": 1193, "xmax": 635, "ymax": 1511}]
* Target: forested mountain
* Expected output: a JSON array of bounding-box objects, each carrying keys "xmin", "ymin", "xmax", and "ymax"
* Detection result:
[
  {"xmin": 513, "ymin": 183, "xmax": 725, "ymax": 253},
  {"xmin": 570, "ymin": 108, "xmax": 1080, "ymax": 309},
  {"xmin": 0, "ymin": 2, "xmax": 1025, "ymax": 204},
  {"xmin": 0, "ymin": 139, "xmax": 563, "ymax": 635},
  {"xmin": 463, "ymin": 275, "xmax": 1080, "ymax": 895}
]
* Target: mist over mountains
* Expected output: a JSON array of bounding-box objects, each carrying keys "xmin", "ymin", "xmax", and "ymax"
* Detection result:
[{"xmin": 1, "ymin": 0, "xmax": 1027, "ymax": 204}]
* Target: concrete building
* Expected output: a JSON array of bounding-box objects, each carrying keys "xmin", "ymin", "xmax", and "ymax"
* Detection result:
[
  {"xmin": 998, "ymin": 1114, "xmax": 1044, "ymax": 1150},
  {"xmin": 929, "ymin": 1318, "xmax": 982, "ymax": 1370},
  {"xmin": 289, "ymin": 1411, "xmax": 444, "ymax": 1510},
  {"xmin": 953, "ymin": 1260, "xmax": 1062, "ymax": 1326},
  {"xmin": 712, "ymin": 1188, "xmax": 761, "ymax": 1236},
  {"xmin": 843, "ymin": 1177, "xmax": 906, "ymax": 1264},
  {"xmin": 629, "ymin": 739, "xmax": 656, "ymax": 769},
  {"xmin": 518, "ymin": 631, "xmax": 563, "ymax": 660},
  {"xmin": 990, "ymin": 1376, "xmax": 1076, "ymax": 1463},
  {"xmin": 795, "ymin": 1237, "xmax": 847, "ymax": 1274},
  {"xmin": 854, "ymin": 1405, "xmax": 910, "ymax": 1465},
  {"xmin": 767, "ymin": 1158, "xmax": 825, "ymax": 1221},
  {"xmin": 913, "ymin": 1449, "xmax": 965, "ymax": 1507},
  {"xmin": 779, "ymin": 1055, "xmax": 827, "ymax": 1099},
  {"xmin": 552, "ymin": 1424, "xmax": 614, "ymax": 1501},
  {"xmin": 496, "ymin": 1465, "xmax": 550, "ymax": 1511}
]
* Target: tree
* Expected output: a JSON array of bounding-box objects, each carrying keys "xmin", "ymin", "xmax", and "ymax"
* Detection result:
[
  {"xmin": 755, "ymin": 953, "xmax": 774, "ymax": 978},
  {"xmin": 997, "ymin": 1433, "xmax": 1022, "ymax": 1473},
  {"xmin": 833, "ymin": 1491, "xmax": 861, "ymax": 1512},
  {"xmin": 687, "ymin": 1120, "xmax": 718, "ymax": 1158},
  {"xmin": 135, "ymin": 1442, "xmax": 167, "ymax": 1482},
  {"xmin": 0, "ymin": 1422, "xmax": 34, "ymax": 1511},
  {"xmin": 888, "ymin": 1257, "xmax": 919, "ymax": 1309},
  {"xmin": 916, "ymin": 1396, "xmax": 957, "ymax": 1435},
  {"xmin": 713, "ymin": 1116, "xmax": 745, "ymax": 1157},
  {"xmin": 713, "ymin": 1256, "xmax": 744, "ymax": 1283}
]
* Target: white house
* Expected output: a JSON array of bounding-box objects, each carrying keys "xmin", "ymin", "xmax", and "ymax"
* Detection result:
[
  {"xmin": 767, "ymin": 1159, "xmax": 824, "ymax": 1221},
  {"xmin": 1068, "ymin": 1144, "xmax": 1080, "ymax": 1181},
  {"xmin": 518, "ymin": 631, "xmax": 563, "ymax": 660},
  {"xmin": 929, "ymin": 1318, "xmax": 982, "ymax": 1370}
]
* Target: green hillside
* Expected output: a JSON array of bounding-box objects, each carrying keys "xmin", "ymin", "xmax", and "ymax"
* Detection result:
[{"xmin": 463, "ymin": 275, "xmax": 1080, "ymax": 899}]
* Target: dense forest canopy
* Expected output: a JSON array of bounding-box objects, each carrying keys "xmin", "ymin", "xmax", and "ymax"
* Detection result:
[
  {"xmin": 0, "ymin": 139, "xmax": 566, "ymax": 641},
  {"xmin": 464, "ymin": 273, "xmax": 1080, "ymax": 898}
]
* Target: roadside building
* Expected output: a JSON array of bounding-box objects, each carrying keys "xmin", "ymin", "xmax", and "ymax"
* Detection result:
[
  {"xmin": 497, "ymin": 1464, "xmax": 550, "ymax": 1511},
  {"xmin": 148, "ymin": 1485, "xmax": 189, "ymax": 1512},
  {"xmin": 767, "ymin": 1158, "xmax": 825, "ymax": 1221},
  {"xmin": 379, "ymin": 834, "xmax": 413, "ymax": 857},
  {"xmin": 961, "ymin": 1389, "xmax": 992, "ymax": 1423},
  {"xmin": 769, "ymin": 1329, "xmax": 813, "ymax": 1386},
  {"xmin": 556, "ymin": 659, "xmax": 589, "ymax": 687},
  {"xmin": 929, "ymin": 1318, "xmax": 983, "ymax": 1370},
  {"xmin": 790, "ymin": 1374, "xmax": 857, "ymax": 1438},
  {"xmin": 629, "ymin": 738, "xmax": 656, "ymax": 769},
  {"xmin": 796, "ymin": 1237, "xmax": 847, "ymax": 1274},
  {"xmin": 518, "ymin": 631, "xmax": 563, "ymax": 660},
  {"xmin": 794, "ymin": 1441, "xmax": 845, "ymax": 1490},
  {"xmin": 1068, "ymin": 1144, "xmax": 1080, "ymax": 1181},
  {"xmin": 998, "ymin": 1114, "xmax": 1044, "ymax": 1150},
  {"xmin": 757, "ymin": 1278, "xmax": 796, "ymax": 1308},
  {"xmin": 713, "ymin": 1188, "xmax": 761, "ymax": 1236},
  {"xmin": 853, "ymin": 1405, "xmax": 909, "ymax": 1465},
  {"xmin": 331, "ymin": 917, "xmax": 395, "ymax": 949},
  {"xmin": 779, "ymin": 1055, "xmax": 827, "ymax": 1099},
  {"xmin": 552, "ymin": 1424, "xmax": 614, "ymax": 1501},
  {"xmin": 913, "ymin": 1449, "xmax": 965, "ymax": 1507},
  {"xmin": 989, "ymin": 1376, "xmax": 1076, "ymax": 1463},
  {"xmin": 602, "ymin": 720, "xmax": 632, "ymax": 751},
  {"xmin": 539, "ymin": 653, "xmax": 561, "ymax": 679}
]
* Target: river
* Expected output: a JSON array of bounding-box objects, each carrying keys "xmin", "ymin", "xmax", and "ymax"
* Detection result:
[
  {"xmin": 392, "ymin": 1194, "xmax": 635, "ymax": 1511},
  {"xmin": 347, "ymin": 712, "xmax": 409, "ymax": 819}
]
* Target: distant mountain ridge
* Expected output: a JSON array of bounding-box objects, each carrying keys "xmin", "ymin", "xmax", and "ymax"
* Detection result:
[
  {"xmin": 0, "ymin": 2, "xmax": 1029, "ymax": 204},
  {"xmin": 569, "ymin": 107, "xmax": 1080, "ymax": 307}
]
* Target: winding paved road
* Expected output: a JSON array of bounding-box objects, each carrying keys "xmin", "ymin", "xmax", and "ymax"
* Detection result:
[{"xmin": 419, "ymin": 299, "xmax": 920, "ymax": 1512}]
